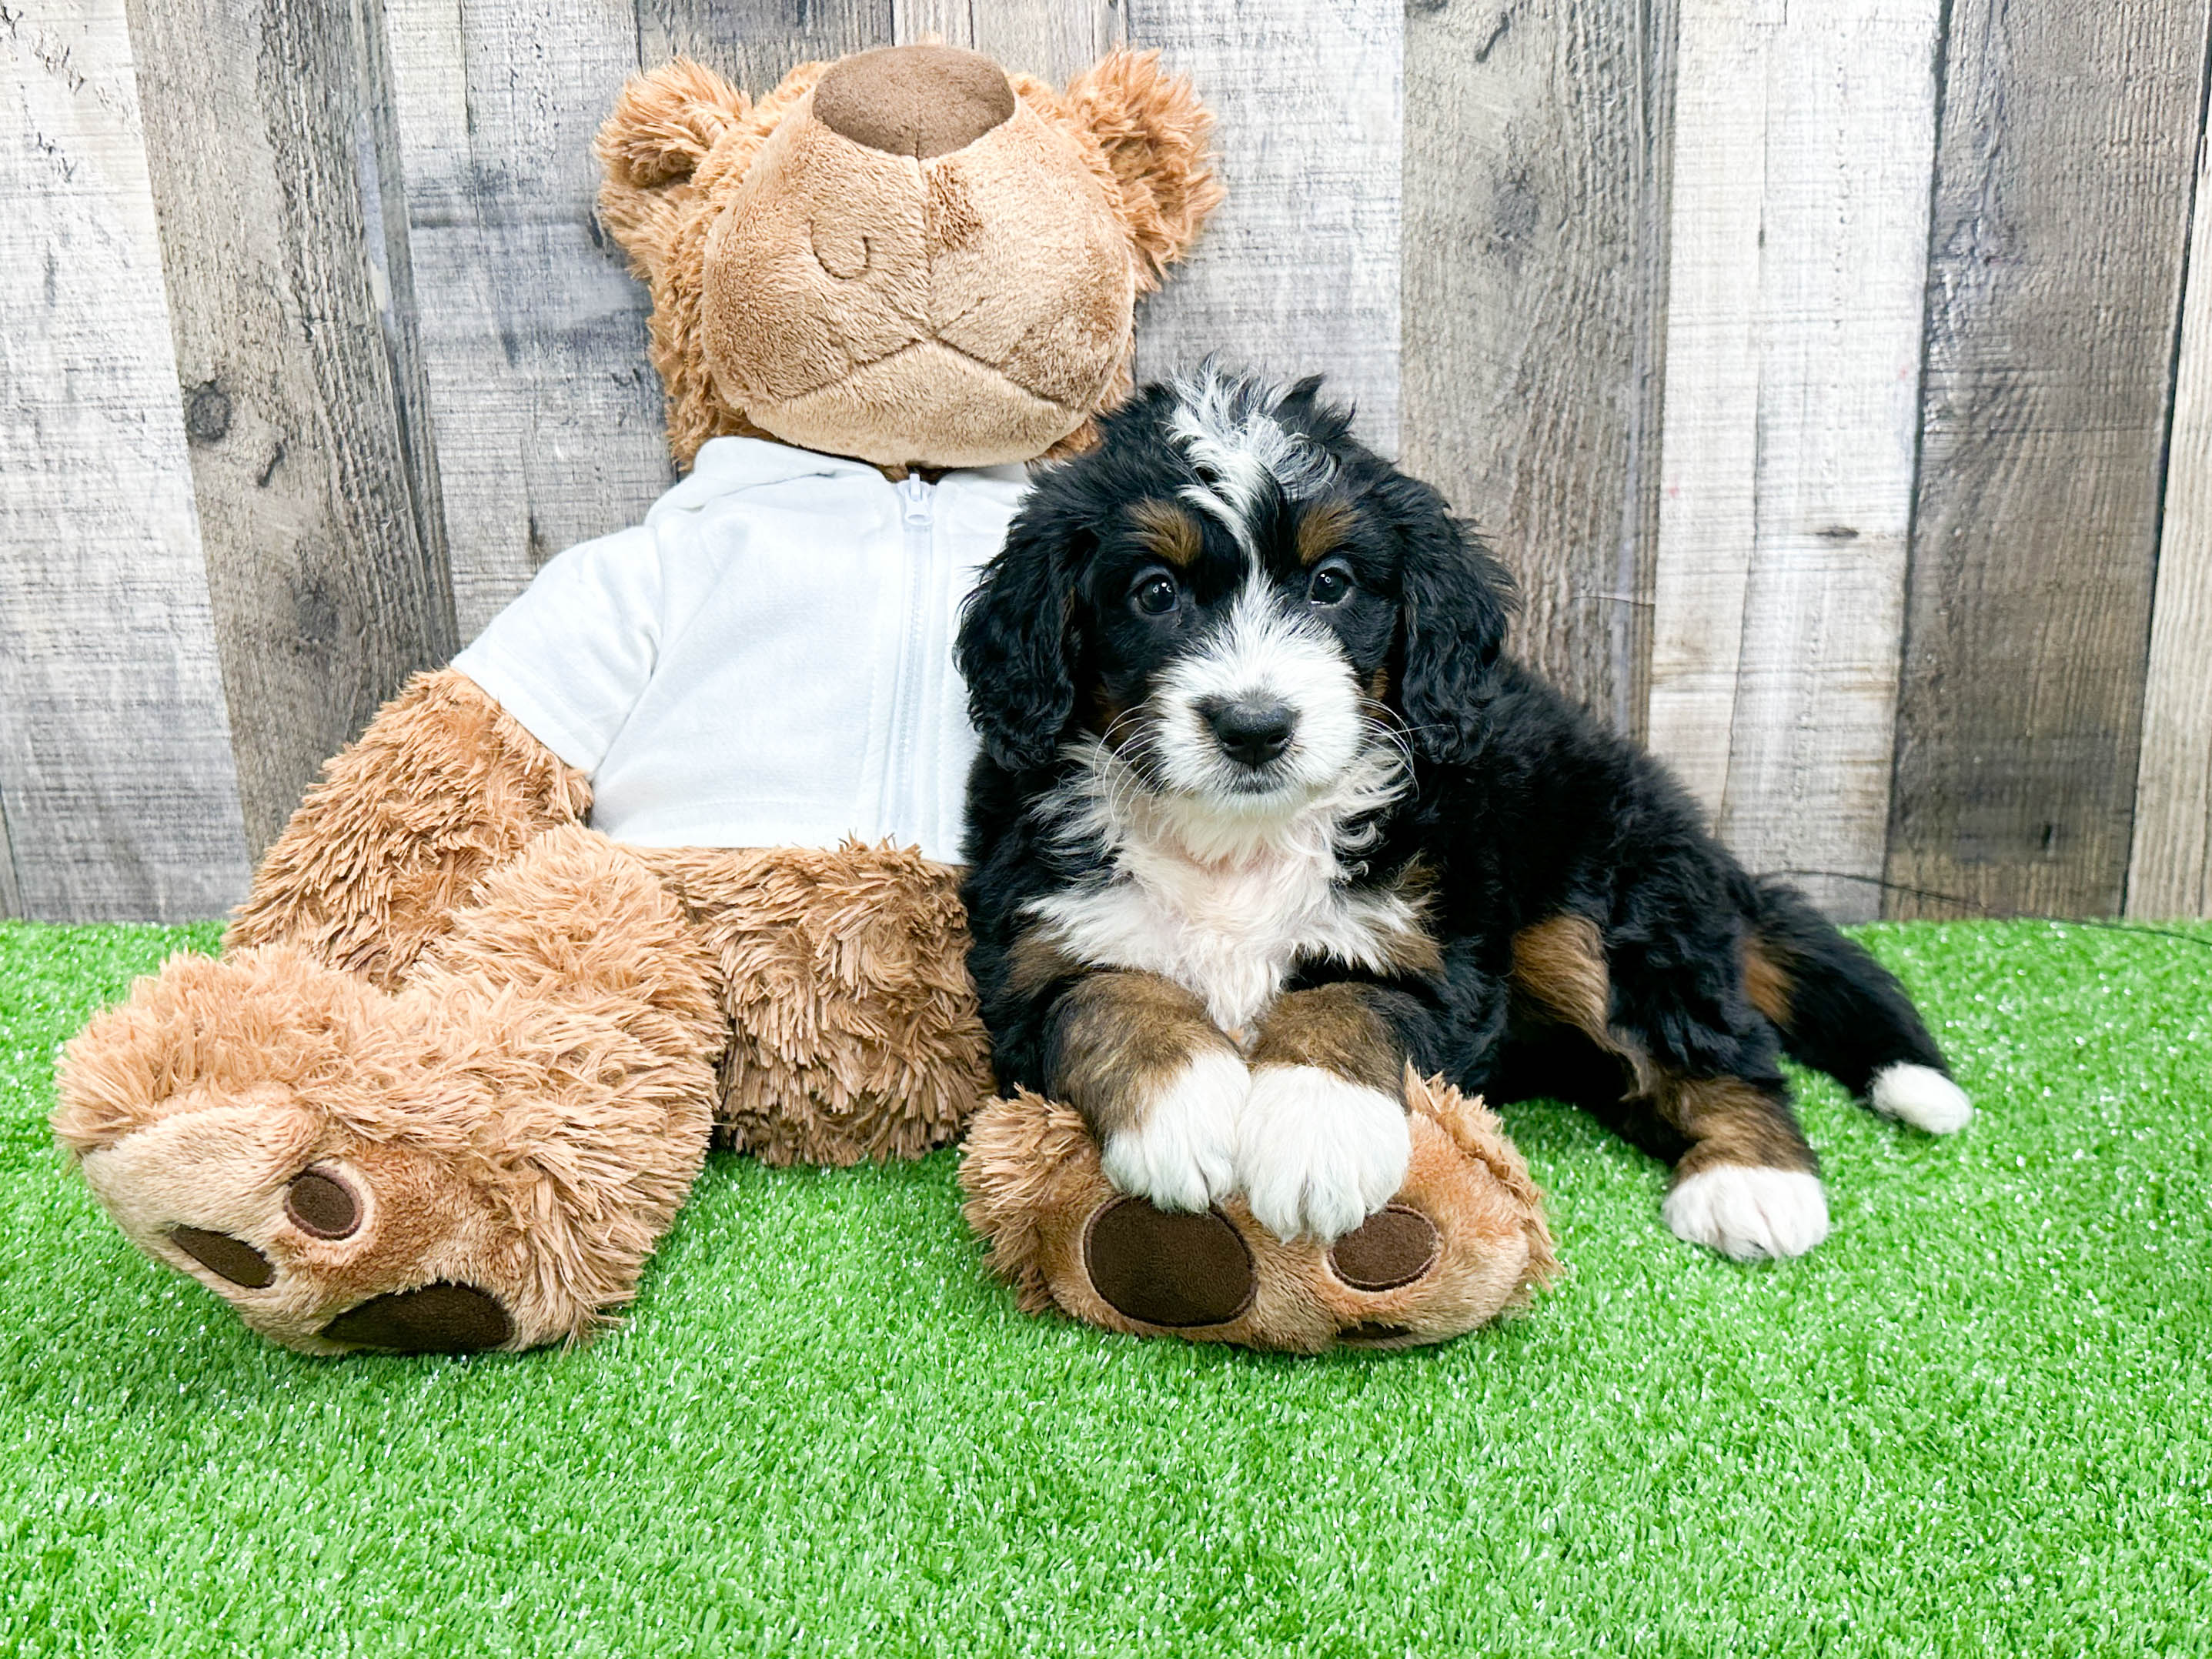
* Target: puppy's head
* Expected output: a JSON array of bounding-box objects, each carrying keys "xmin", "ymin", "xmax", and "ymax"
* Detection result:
[{"xmin": 957, "ymin": 368, "xmax": 1516, "ymax": 813}]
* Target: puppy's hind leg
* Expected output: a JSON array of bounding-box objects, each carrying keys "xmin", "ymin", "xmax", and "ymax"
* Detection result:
[
  {"xmin": 1508, "ymin": 911, "xmax": 1828, "ymax": 1260},
  {"xmin": 1655, "ymin": 1074, "xmax": 1829, "ymax": 1261}
]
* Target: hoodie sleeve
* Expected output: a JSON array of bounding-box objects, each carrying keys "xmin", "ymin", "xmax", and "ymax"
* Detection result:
[{"xmin": 449, "ymin": 525, "xmax": 662, "ymax": 777}]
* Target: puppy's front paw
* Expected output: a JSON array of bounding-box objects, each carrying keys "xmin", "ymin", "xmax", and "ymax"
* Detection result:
[
  {"xmin": 1098, "ymin": 1050, "xmax": 1248, "ymax": 1214},
  {"xmin": 1236, "ymin": 1064, "xmax": 1411, "ymax": 1243},
  {"xmin": 1662, "ymin": 1165, "xmax": 1830, "ymax": 1260}
]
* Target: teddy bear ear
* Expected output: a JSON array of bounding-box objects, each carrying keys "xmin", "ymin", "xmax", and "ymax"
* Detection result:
[
  {"xmin": 595, "ymin": 58, "xmax": 751, "ymax": 263},
  {"xmin": 1061, "ymin": 49, "xmax": 1225, "ymax": 292}
]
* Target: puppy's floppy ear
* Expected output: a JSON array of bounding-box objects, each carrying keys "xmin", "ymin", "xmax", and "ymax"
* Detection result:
[
  {"xmin": 957, "ymin": 511, "xmax": 1087, "ymax": 773},
  {"xmin": 1388, "ymin": 475, "xmax": 1516, "ymax": 764},
  {"xmin": 596, "ymin": 59, "xmax": 751, "ymax": 271},
  {"xmin": 1062, "ymin": 50, "xmax": 1224, "ymax": 292}
]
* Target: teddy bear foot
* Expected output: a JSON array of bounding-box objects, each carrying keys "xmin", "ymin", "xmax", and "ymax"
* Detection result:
[
  {"xmin": 75, "ymin": 1097, "xmax": 529, "ymax": 1356},
  {"xmin": 958, "ymin": 1070, "xmax": 1559, "ymax": 1354},
  {"xmin": 57, "ymin": 949, "xmax": 550, "ymax": 1354},
  {"xmin": 56, "ymin": 929, "xmax": 717, "ymax": 1356}
]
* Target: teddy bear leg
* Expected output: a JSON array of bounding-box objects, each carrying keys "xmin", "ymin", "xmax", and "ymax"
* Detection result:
[
  {"xmin": 958, "ymin": 1072, "xmax": 1559, "ymax": 1354},
  {"xmin": 222, "ymin": 669, "xmax": 593, "ymax": 988},
  {"xmin": 647, "ymin": 843, "xmax": 992, "ymax": 1166},
  {"xmin": 55, "ymin": 826, "xmax": 723, "ymax": 1355}
]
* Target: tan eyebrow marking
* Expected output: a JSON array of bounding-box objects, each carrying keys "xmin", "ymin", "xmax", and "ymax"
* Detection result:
[
  {"xmin": 1295, "ymin": 499, "xmax": 1358, "ymax": 566},
  {"xmin": 1128, "ymin": 498, "xmax": 1203, "ymax": 567}
]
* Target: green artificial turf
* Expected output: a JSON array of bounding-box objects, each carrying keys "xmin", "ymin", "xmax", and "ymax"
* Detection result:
[{"xmin": 2, "ymin": 917, "xmax": 2207, "ymax": 1656}]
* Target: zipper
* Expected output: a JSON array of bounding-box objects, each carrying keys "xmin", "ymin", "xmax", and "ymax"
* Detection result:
[{"xmin": 883, "ymin": 474, "xmax": 937, "ymax": 843}]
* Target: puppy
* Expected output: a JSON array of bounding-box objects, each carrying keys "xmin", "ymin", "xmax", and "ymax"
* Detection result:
[{"xmin": 955, "ymin": 368, "xmax": 1970, "ymax": 1258}]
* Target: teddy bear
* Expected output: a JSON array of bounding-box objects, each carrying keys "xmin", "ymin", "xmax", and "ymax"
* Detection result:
[{"xmin": 55, "ymin": 40, "xmax": 1553, "ymax": 1358}]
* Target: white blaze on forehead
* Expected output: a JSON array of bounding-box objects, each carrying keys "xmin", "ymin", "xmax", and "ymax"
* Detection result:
[{"xmin": 1168, "ymin": 369, "xmax": 1336, "ymax": 552}]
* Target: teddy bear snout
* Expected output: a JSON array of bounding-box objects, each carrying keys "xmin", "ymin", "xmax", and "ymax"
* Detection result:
[{"xmin": 812, "ymin": 43, "xmax": 1016, "ymax": 159}]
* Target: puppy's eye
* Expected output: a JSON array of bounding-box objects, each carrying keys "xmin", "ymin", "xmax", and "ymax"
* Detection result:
[
  {"xmin": 1131, "ymin": 571, "xmax": 1180, "ymax": 616},
  {"xmin": 1307, "ymin": 562, "xmax": 1355, "ymax": 606}
]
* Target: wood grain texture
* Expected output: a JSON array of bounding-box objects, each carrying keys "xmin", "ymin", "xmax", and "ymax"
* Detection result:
[
  {"xmin": 125, "ymin": 0, "xmax": 458, "ymax": 857},
  {"xmin": 1124, "ymin": 0, "xmax": 1402, "ymax": 452},
  {"xmin": 0, "ymin": 0, "xmax": 251, "ymax": 921},
  {"xmin": 381, "ymin": 0, "xmax": 669, "ymax": 639},
  {"xmin": 1885, "ymin": 0, "xmax": 2210, "ymax": 920},
  {"xmin": 1642, "ymin": 0, "xmax": 1766, "ymax": 824},
  {"xmin": 0, "ymin": 785, "xmax": 22, "ymax": 919},
  {"xmin": 1649, "ymin": 0, "xmax": 1941, "ymax": 923},
  {"xmin": 1401, "ymin": 0, "xmax": 1676, "ymax": 738},
  {"xmin": 892, "ymin": 0, "xmax": 1122, "ymax": 82},
  {"xmin": 2126, "ymin": 87, "xmax": 2212, "ymax": 919},
  {"xmin": 640, "ymin": 0, "xmax": 890, "ymax": 92}
]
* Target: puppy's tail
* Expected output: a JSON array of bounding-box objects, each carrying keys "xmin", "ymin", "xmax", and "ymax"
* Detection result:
[{"xmin": 1744, "ymin": 878, "xmax": 1973, "ymax": 1133}]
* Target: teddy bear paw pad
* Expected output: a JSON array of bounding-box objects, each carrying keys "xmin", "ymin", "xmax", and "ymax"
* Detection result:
[
  {"xmin": 169, "ymin": 1227, "xmax": 275, "ymax": 1288},
  {"xmin": 284, "ymin": 1168, "xmax": 362, "ymax": 1238},
  {"xmin": 1082, "ymin": 1198, "xmax": 1256, "ymax": 1328},
  {"xmin": 321, "ymin": 1283, "xmax": 513, "ymax": 1354},
  {"xmin": 1325, "ymin": 1203, "xmax": 1441, "ymax": 1292}
]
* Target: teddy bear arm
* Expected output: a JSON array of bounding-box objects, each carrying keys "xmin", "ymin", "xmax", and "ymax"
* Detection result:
[{"xmin": 227, "ymin": 669, "xmax": 592, "ymax": 990}]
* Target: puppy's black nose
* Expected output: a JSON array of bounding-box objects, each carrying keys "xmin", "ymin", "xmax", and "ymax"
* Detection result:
[{"xmin": 1204, "ymin": 697, "xmax": 1296, "ymax": 767}]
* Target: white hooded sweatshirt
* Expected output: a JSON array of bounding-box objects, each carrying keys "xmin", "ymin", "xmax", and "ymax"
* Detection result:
[{"xmin": 451, "ymin": 436, "xmax": 1029, "ymax": 864}]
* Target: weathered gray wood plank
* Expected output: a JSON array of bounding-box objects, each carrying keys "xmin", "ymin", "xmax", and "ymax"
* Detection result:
[
  {"xmin": 2126, "ymin": 98, "xmax": 2212, "ymax": 919},
  {"xmin": 1125, "ymin": 0, "xmax": 1402, "ymax": 453},
  {"xmin": 1885, "ymin": 0, "xmax": 2210, "ymax": 920},
  {"xmin": 380, "ymin": 0, "xmax": 670, "ymax": 639},
  {"xmin": 1401, "ymin": 0, "xmax": 1676, "ymax": 738},
  {"xmin": 892, "ymin": 0, "xmax": 1122, "ymax": 82},
  {"xmin": 639, "ymin": 0, "xmax": 890, "ymax": 92},
  {"xmin": 125, "ymin": 0, "xmax": 458, "ymax": 858},
  {"xmin": 0, "ymin": 789, "xmax": 22, "ymax": 920},
  {"xmin": 0, "ymin": 0, "xmax": 251, "ymax": 921},
  {"xmin": 1648, "ymin": 0, "xmax": 1941, "ymax": 923}
]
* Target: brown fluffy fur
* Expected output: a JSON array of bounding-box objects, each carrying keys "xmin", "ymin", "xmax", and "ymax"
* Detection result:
[
  {"xmin": 646, "ymin": 842, "xmax": 990, "ymax": 1166},
  {"xmin": 594, "ymin": 50, "xmax": 1218, "ymax": 469},
  {"xmin": 229, "ymin": 669, "xmax": 592, "ymax": 990},
  {"xmin": 59, "ymin": 826, "xmax": 723, "ymax": 1352},
  {"xmin": 56, "ymin": 676, "xmax": 985, "ymax": 1352},
  {"xmin": 958, "ymin": 1070, "xmax": 1556, "ymax": 1354}
]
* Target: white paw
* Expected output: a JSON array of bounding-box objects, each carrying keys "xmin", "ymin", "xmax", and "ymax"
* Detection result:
[
  {"xmin": 1235, "ymin": 1064, "xmax": 1411, "ymax": 1243},
  {"xmin": 1098, "ymin": 1050, "xmax": 1248, "ymax": 1213},
  {"xmin": 1663, "ymin": 1166, "xmax": 1830, "ymax": 1260},
  {"xmin": 1870, "ymin": 1063, "xmax": 1973, "ymax": 1133}
]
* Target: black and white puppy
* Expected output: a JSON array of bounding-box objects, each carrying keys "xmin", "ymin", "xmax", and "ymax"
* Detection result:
[{"xmin": 955, "ymin": 369, "xmax": 1970, "ymax": 1258}]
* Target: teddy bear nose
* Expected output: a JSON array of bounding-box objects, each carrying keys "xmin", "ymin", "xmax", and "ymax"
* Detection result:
[{"xmin": 812, "ymin": 42, "xmax": 1017, "ymax": 159}]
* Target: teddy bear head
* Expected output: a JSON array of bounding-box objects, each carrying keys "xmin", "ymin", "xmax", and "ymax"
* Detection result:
[{"xmin": 596, "ymin": 43, "xmax": 1222, "ymax": 472}]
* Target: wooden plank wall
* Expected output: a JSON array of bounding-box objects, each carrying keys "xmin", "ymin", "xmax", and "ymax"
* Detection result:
[
  {"xmin": 1643, "ymin": 0, "xmax": 1940, "ymax": 923},
  {"xmin": 2130, "ymin": 87, "xmax": 2212, "ymax": 920},
  {"xmin": 5, "ymin": 0, "xmax": 2212, "ymax": 923},
  {"xmin": 1886, "ymin": 0, "xmax": 2210, "ymax": 921},
  {"xmin": 0, "ymin": 0, "xmax": 252, "ymax": 922},
  {"xmin": 1402, "ymin": 0, "xmax": 1676, "ymax": 742}
]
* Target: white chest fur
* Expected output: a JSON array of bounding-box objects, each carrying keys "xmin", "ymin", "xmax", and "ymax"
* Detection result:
[{"xmin": 1025, "ymin": 833, "xmax": 1419, "ymax": 1036}]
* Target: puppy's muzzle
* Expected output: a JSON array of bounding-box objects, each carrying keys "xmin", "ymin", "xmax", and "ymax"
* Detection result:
[{"xmin": 1200, "ymin": 696, "xmax": 1297, "ymax": 769}]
